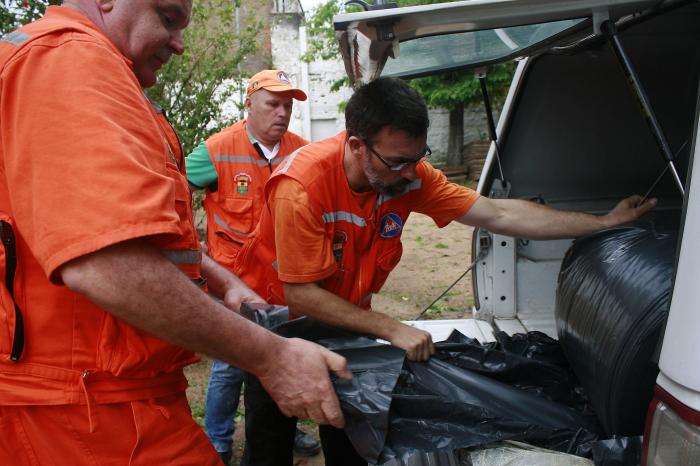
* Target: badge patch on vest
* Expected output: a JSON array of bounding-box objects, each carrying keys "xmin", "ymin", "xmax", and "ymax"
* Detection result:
[
  {"xmin": 333, "ymin": 230, "xmax": 348, "ymax": 261},
  {"xmin": 379, "ymin": 213, "xmax": 403, "ymax": 239},
  {"xmin": 234, "ymin": 173, "xmax": 252, "ymax": 195}
]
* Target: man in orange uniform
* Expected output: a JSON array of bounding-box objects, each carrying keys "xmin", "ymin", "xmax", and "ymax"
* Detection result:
[
  {"xmin": 188, "ymin": 70, "xmax": 308, "ymax": 268},
  {"xmin": 0, "ymin": 1, "xmax": 350, "ymax": 465},
  {"xmin": 186, "ymin": 70, "xmax": 319, "ymax": 463},
  {"xmin": 233, "ymin": 77, "xmax": 657, "ymax": 465}
]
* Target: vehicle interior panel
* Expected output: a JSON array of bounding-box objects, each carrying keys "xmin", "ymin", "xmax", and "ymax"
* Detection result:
[{"xmin": 490, "ymin": 3, "xmax": 699, "ymax": 211}]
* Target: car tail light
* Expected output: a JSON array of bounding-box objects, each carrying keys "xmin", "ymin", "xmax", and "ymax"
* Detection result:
[{"xmin": 643, "ymin": 386, "xmax": 700, "ymax": 466}]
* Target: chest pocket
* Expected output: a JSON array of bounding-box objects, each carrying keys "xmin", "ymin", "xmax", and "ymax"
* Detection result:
[{"xmin": 221, "ymin": 197, "xmax": 254, "ymax": 239}]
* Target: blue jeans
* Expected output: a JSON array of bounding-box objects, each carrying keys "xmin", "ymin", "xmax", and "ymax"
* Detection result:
[{"xmin": 204, "ymin": 360, "xmax": 245, "ymax": 453}]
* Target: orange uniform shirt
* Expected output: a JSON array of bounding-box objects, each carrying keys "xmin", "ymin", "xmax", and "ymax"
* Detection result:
[
  {"xmin": 234, "ymin": 132, "xmax": 479, "ymax": 308},
  {"xmin": 0, "ymin": 6, "xmax": 200, "ymax": 406}
]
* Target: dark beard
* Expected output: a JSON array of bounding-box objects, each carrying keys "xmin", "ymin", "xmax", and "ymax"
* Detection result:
[{"xmin": 379, "ymin": 178, "xmax": 410, "ymax": 196}]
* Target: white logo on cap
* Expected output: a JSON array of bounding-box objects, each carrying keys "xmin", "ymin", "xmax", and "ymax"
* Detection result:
[{"xmin": 277, "ymin": 71, "xmax": 290, "ymax": 84}]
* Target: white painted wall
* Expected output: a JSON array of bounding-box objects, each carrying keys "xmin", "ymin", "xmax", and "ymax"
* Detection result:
[
  {"xmin": 270, "ymin": 7, "xmax": 307, "ymax": 137},
  {"xmin": 306, "ymin": 59, "xmax": 352, "ymax": 141},
  {"xmin": 270, "ymin": 1, "xmax": 496, "ymax": 160}
]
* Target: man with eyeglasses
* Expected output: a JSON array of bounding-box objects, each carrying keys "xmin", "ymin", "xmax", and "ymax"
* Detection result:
[{"xmin": 232, "ymin": 76, "xmax": 655, "ymax": 465}]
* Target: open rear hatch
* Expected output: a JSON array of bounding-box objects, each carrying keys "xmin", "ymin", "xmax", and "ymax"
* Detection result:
[
  {"xmin": 334, "ymin": 0, "xmax": 696, "ymax": 340},
  {"xmin": 334, "ymin": 0, "xmax": 661, "ymax": 83}
]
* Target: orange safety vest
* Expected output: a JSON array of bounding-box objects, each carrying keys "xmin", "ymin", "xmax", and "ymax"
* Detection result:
[
  {"xmin": 235, "ymin": 132, "xmax": 421, "ymax": 309},
  {"xmin": 202, "ymin": 120, "xmax": 308, "ymax": 269},
  {"xmin": 0, "ymin": 11, "xmax": 201, "ymax": 407}
]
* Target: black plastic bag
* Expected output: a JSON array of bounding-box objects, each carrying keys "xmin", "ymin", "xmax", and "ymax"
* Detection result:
[
  {"xmin": 272, "ymin": 318, "xmax": 602, "ymax": 465},
  {"xmin": 556, "ymin": 217, "xmax": 678, "ymax": 435},
  {"xmin": 436, "ymin": 330, "xmax": 591, "ymax": 413}
]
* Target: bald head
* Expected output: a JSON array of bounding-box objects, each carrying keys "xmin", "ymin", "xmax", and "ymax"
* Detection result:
[{"xmin": 63, "ymin": 0, "xmax": 192, "ymax": 87}]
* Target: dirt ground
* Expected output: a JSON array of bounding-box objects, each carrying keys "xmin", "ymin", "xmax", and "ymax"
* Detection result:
[{"xmin": 185, "ymin": 212, "xmax": 475, "ymax": 465}]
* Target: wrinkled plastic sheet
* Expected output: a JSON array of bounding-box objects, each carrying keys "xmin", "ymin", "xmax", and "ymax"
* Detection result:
[
  {"xmin": 465, "ymin": 441, "xmax": 594, "ymax": 466},
  {"xmin": 556, "ymin": 216, "xmax": 677, "ymax": 435},
  {"xmin": 272, "ymin": 318, "xmax": 604, "ymax": 465}
]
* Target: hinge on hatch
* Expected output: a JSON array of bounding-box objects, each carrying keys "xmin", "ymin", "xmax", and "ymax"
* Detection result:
[
  {"xmin": 374, "ymin": 22, "xmax": 396, "ymax": 42},
  {"xmin": 344, "ymin": 0, "xmax": 398, "ymax": 42},
  {"xmin": 592, "ymin": 7, "xmax": 610, "ymax": 35}
]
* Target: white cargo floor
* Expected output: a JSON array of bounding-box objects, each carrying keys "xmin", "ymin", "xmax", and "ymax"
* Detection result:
[{"xmin": 403, "ymin": 307, "xmax": 558, "ymax": 343}]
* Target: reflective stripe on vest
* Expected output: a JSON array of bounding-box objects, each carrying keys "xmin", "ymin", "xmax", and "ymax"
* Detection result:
[
  {"xmin": 214, "ymin": 214, "xmax": 250, "ymax": 237},
  {"xmin": 160, "ymin": 249, "xmax": 202, "ymax": 265},
  {"xmin": 1, "ymin": 31, "xmax": 31, "ymax": 46},
  {"xmin": 277, "ymin": 148, "xmax": 304, "ymax": 174},
  {"xmin": 214, "ymin": 155, "xmax": 287, "ymax": 167},
  {"xmin": 376, "ymin": 179, "xmax": 423, "ymax": 207},
  {"xmin": 321, "ymin": 211, "xmax": 367, "ymax": 227},
  {"xmin": 270, "ymin": 157, "xmax": 287, "ymax": 167}
]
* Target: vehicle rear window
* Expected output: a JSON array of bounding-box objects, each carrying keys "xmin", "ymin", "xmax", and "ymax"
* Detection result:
[{"xmin": 383, "ymin": 18, "xmax": 585, "ymax": 77}]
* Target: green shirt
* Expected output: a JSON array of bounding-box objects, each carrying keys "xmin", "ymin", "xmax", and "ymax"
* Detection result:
[
  {"xmin": 186, "ymin": 128, "xmax": 269, "ymax": 189},
  {"xmin": 185, "ymin": 142, "xmax": 217, "ymax": 189}
]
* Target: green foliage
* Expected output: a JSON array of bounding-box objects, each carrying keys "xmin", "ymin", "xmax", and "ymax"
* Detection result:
[
  {"xmin": 190, "ymin": 401, "xmax": 206, "ymax": 425},
  {"xmin": 410, "ymin": 63, "xmax": 515, "ymax": 110},
  {"xmin": 1, "ymin": 0, "xmax": 59, "ymax": 35},
  {"xmin": 302, "ymin": 0, "xmax": 361, "ymax": 63},
  {"xmin": 303, "ymin": 0, "xmax": 451, "ymax": 63},
  {"xmin": 149, "ymin": 0, "xmax": 262, "ymax": 154}
]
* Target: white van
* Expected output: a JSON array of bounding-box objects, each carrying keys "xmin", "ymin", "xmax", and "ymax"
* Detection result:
[{"xmin": 334, "ymin": 0, "xmax": 700, "ymax": 464}]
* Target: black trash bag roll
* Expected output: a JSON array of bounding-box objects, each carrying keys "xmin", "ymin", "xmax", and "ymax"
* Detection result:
[{"xmin": 556, "ymin": 218, "xmax": 678, "ymax": 436}]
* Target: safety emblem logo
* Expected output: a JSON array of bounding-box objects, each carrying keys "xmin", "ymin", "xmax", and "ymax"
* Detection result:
[
  {"xmin": 379, "ymin": 212, "xmax": 403, "ymax": 239},
  {"xmin": 277, "ymin": 71, "xmax": 290, "ymax": 84},
  {"xmin": 333, "ymin": 230, "xmax": 348, "ymax": 262},
  {"xmin": 234, "ymin": 173, "xmax": 252, "ymax": 195}
]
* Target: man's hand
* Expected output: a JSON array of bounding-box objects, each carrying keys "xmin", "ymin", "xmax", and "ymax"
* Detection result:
[
  {"xmin": 388, "ymin": 323, "xmax": 435, "ymax": 361},
  {"xmin": 200, "ymin": 253, "xmax": 265, "ymax": 312},
  {"xmin": 258, "ymin": 338, "xmax": 351, "ymax": 428},
  {"xmin": 222, "ymin": 285, "xmax": 265, "ymax": 313},
  {"xmin": 604, "ymin": 195, "xmax": 657, "ymax": 227}
]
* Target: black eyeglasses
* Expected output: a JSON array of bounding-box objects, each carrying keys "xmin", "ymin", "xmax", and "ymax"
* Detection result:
[{"xmin": 365, "ymin": 141, "xmax": 431, "ymax": 172}]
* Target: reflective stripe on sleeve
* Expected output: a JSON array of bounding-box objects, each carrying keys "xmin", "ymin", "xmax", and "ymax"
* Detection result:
[
  {"xmin": 161, "ymin": 249, "xmax": 202, "ymax": 265},
  {"xmin": 1, "ymin": 31, "xmax": 30, "ymax": 46}
]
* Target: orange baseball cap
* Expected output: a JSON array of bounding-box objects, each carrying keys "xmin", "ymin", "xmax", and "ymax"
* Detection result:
[{"xmin": 246, "ymin": 70, "xmax": 307, "ymax": 101}]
